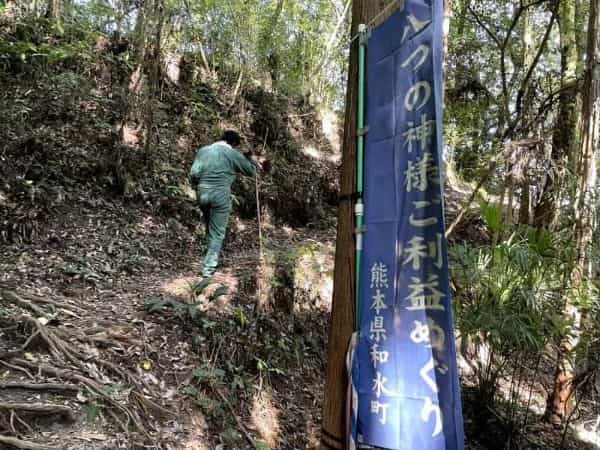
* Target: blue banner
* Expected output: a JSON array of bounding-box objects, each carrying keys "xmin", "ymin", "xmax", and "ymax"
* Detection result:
[{"xmin": 351, "ymin": 1, "xmax": 465, "ymax": 448}]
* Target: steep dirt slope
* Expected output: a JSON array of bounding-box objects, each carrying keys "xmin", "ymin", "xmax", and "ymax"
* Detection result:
[{"xmin": 0, "ymin": 45, "xmax": 340, "ymax": 448}]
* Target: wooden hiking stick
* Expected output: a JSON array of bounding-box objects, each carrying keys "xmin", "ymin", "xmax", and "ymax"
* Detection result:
[
  {"xmin": 256, "ymin": 129, "xmax": 268, "ymax": 261},
  {"xmin": 255, "ymin": 173, "xmax": 263, "ymax": 260},
  {"xmin": 255, "ymin": 129, "xmax": 268, "ymax": 311}
]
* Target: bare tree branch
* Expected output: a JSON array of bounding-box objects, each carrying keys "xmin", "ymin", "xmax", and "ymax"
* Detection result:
[
  {"xmin": 467, "ymin": 5, "xmax": 501, "ymax": 47},
  {"xmin": 506, "ymin": 3, "xmax": 558, "ymax": 138}
]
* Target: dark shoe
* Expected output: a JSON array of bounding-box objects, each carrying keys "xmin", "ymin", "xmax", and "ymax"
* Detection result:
[{"xmin": 201, "ymin": 267, "xmax": 215, "ymax": 277}]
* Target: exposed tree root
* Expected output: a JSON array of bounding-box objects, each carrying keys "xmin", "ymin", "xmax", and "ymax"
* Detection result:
[
  {"xmin": 0, "ymin": 402, "xmax": 76, "ymax": 422},
  {"xmin": 0, "ymin": 330, "xmax": 40, "ymax": 360},
  {"xmin": 0, "ymin": 435, "xmax": 60, "ymax": 450},
  {"xmin": 131, "ymin": 391, "xmax": 176, "ymax": 418},
  {"xmin": 0, "ymin": 382, "xmax": 79, "ymax": 392},
  {"xmin": 18, "ymin": 292, "xmax": 87, "ymax": 315},
  {"xmin": 10, "ymin": 358, "xmax": 150, "ymax": 437},
  {"xmin": 1, "ymin": 291, "xmax": 47, "ymax": 318},
  {"xmin": 0, "ymin": 360, "xmax": 34, "ymax": 379},
  {"xmin": 0, "ymin": 290, "xmax": 166, "ymax": 442},
  {"xmin": 59, "ymin": 330, "xmax": 126, "ymax": 351},
  {"xmin": 13, "ymin": 315, "xmax": 148, "ymax": 395},
  {"xmin": 10, "ymin": 409, "xmax": 33, "ymax": 435}
]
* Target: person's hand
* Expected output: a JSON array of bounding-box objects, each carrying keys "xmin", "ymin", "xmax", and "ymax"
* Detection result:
[{"xmin": 258, "ymin": 157, "xmax": 271, "ymax": 173}]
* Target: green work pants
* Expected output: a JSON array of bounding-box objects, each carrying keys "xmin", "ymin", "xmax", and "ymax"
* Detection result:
[{"xmin": 198, "ymin": 187, "xmax": 231, "ymax": 275}]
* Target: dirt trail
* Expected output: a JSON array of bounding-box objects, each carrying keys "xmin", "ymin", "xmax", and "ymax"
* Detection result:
[{"xmin": 1, "ymin": 197, "xmax": 334, "ymax": 449}]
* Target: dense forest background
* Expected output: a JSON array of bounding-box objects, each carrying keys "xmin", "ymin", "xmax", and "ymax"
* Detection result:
[{"xmin": 0, "ymin": 0, "xmax": 599, "ymax": 449}]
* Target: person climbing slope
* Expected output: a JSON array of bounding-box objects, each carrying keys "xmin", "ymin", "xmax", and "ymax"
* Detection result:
[{"xmin": 189, "ymin": 130, "xmax": 261, "ymax": 277}]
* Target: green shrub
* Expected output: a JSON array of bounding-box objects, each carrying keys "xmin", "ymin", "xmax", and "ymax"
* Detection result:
[{"xmin": 449, "ymin": 228, "xmax": 567, "ymax": 410}]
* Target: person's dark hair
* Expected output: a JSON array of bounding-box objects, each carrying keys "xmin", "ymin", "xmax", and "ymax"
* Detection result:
[{"xmin": 221, "ymin": 130, "xmax": 241, "ymax": 147}]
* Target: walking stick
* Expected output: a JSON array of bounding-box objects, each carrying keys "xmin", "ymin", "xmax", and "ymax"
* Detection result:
[
  {"xmin": 256, "ymin": 129, "xmax": 268, "ymax": 261},
  {"xmin": 255, "ymin": 130, "xmax": 268, "ymax": 310},
  {"xmin": 255, "ymin": 172, "xmax": 263, "ymax": 261}
]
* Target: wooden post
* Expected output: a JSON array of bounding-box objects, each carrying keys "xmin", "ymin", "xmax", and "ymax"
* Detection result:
[{"xmin": 319, "ymin": 2, "xmax": 398, "ymax": 449}]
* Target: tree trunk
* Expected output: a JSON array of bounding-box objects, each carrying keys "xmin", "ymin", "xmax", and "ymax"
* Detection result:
[
  {"xmin": 506, "ymin": 177, "xmax": 514, "ymax": 224},
  {"xmin": 313, "ymin": 0, "xmax": 352, "ymax": 88},
  {"xmin": 575, "ymin": 0, "xmax": 587, "ymax": 79},
  {"xmin": 533, "ymin": 0, "xmax": 579, "ymax": 228},
  {"xmin": 519, "ymin": 174, "xmax": 531, "ymax": 225},
  {"xmin": 442, "ymin": 0, "xmax": 451, "ymax": 102},
  {"xmin": 261, "ymin": 0, "xmax": 284, "ymax": 90},
  {"xmin": 518, "ymin": 11, "xmax": 533, "ymax": 226},
  {"xmin": 63, "ymin": 0, "xmax": 72, "ymax": 19},
  {"xmin": 132, "ymin": 1, "xmax": 147, "ymax": 61},
  {"xmin": 546, "ymin": 0, "xmax": 599, "ymax": 423},
  {"xmin": 143, "ymin": 0, "xmax": 164, "ymax": 167},
  {"xmin": 119, "ymin": 1, "xmax": 147, "ymax": 135},
  {"xmin": 319, "ymin": 3, "xmax": 399, "ymax": 448},
  {"xmin": 2, "ymin": 0, "xmax": 17, "ymax": 19},
  {"xmin": 46, "ymin": 0, "xmax": 62, "ymax": 22}
]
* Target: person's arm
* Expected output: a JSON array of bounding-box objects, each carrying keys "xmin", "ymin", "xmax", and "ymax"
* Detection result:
[
  {"xmin": 189, "ymin": 148, "xmax": 203, "ymax": 185},
  {"xmin": 228, "ymin": 147, "xmax": 258, "ymax": 177}
]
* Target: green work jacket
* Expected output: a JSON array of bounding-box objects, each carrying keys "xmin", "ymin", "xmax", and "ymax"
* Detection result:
[{"xmin": 189, "ymin": 141, "xmax": 257, "ymax": 192}]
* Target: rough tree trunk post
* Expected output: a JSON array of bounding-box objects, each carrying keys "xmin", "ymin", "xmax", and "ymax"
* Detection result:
[
  {"xmin": 320, "ymin": 1, "xmax": 398, "ymax": 449},
  {"xmin": 546, "ymin": 0, "xmax": 599, "ymax": 423}
]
